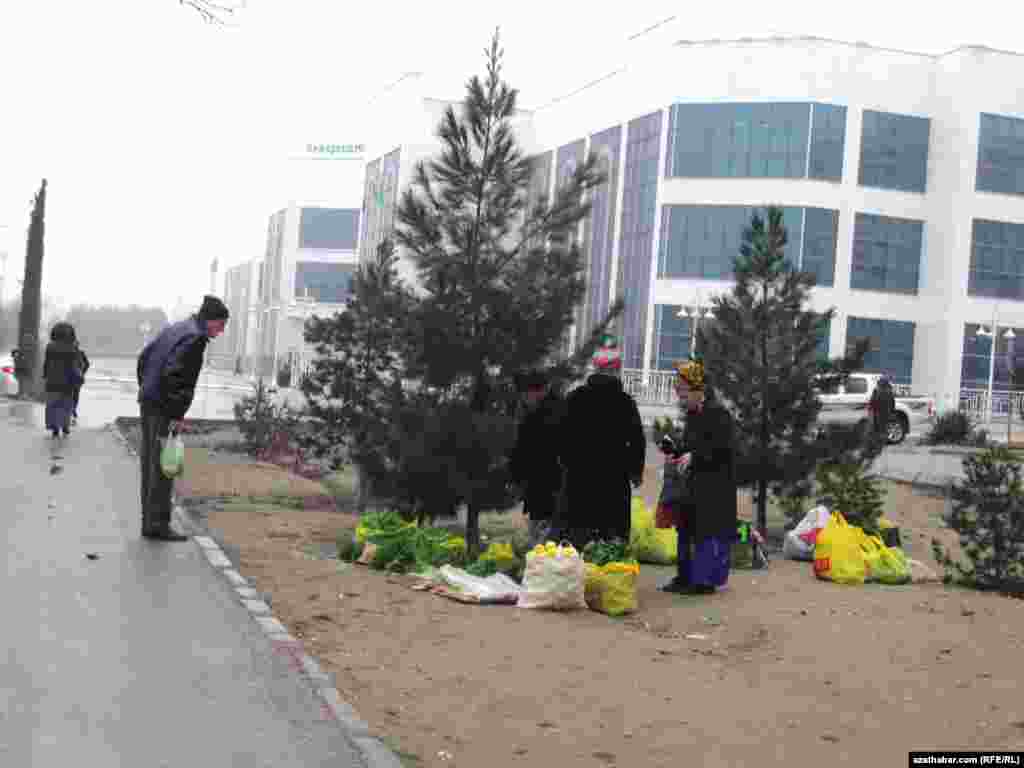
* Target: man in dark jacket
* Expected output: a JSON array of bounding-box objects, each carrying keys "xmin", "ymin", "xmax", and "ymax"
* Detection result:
[
  {"xmin": 510, "ymin": 370, "xmax": 565, "ymax": 548},
  {"xmin": 869, "ymin": 375, "xmax": 896, "ymax": 441},
  {"xmin": 136, "ymin": 295, "xmax": 229, "ymax": 541},
  {"xmin": 558, "ymin": 336, "xmax": 646, "ymax": 549}
]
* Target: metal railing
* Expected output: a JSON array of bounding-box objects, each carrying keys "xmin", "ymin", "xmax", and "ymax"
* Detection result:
[{"xmin": 958, "ymin": 388, "xmax": 1024, "ymax": 419}]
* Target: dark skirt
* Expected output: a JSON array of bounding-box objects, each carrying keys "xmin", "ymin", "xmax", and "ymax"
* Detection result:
[
  {"xmin": 45, "ymin": 393, "xmax": 74, "ymax": 433},
  {"xmin": 677, "ymin": 525, "xmax": 732, "ymax": 588}
]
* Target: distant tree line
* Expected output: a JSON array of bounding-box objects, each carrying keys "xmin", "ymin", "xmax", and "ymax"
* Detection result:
[{"xmin": 64, "ymin": 305, "xmax": 170, "ymax": 356}]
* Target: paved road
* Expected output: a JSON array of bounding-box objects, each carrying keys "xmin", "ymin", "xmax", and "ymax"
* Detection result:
[{"xmin": 0, "ymin": 404, "xmax": 365, "ymax": 766}]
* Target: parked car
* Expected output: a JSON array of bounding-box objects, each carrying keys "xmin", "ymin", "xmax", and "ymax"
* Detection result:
[
  {"xmin": 815, "ymin": 373, "xmax": 935, "ymax": 444},
  {"xmin": 1, "ymin": 352, "xmax": 17, "ymax": 396}
]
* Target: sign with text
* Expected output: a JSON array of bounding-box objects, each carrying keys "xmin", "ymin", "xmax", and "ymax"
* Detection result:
[{"xmin": 296, "ymin": 143, "xmax": 366, "ymax": 160}]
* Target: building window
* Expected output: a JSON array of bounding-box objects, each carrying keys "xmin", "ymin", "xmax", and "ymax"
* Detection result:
[
  {"xmin": 299, "ymin": 208, "xmax": 359, "ymax": 250},
  {"xmin": 618, "ymin": 111, "xmax": 663, "ymax": 370},
  {"xmin": 968, "ymin": 219, "xmax": 1024, "ymax": 300},
  {"xmin": 657, "ymin": 205, "xmax": 837, "ymax": 286},
  {"xmin": 858, "ymin": 110, "xmax": 930, "ymax": 193},
  {"xmin": 845, "ymin": 317, "xmax": 915, "ymax": 386},
  {"xmin": 294, "ymin": 262, "xmax": 356, "ymax": 304},
  {"xmin": 582, "ymin": 125, "xmax": 622, "ymax": 339},
  {"xmin": 653, "ymin": 305, "xmax": 692, "ymax": 371},
  {"xmin": 850, "ymin": 213, "xmax": 923, "ymax": 295},
  {"xmin": 668, "ymin": 103, "xmax": 810, "ymax": 179},
  {"xmin": 815, "ymin": 316, "xmax": 832, "ymax": 360},
  {"xmin": 961, "ymin": 322, "xmax": 1024, "ymax": 391},
  {"xmin": 809, "ymin": 104, "xmax": 847, "ymax": 181},
  {"xmin": 977, "ymin": 113, "xmax": 1024, "ymax": 196}
]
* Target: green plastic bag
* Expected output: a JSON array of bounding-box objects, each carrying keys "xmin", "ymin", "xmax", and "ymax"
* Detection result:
[
  {"xmin": 629, "ymin": 497, "xmax": 677, "ymax": 565},
  {"xmin": 861, "ymin": 534, "xmax": 911, "ymax": 585},
  {"xmin": 160, "ymin": 431, "xmax": 185, "ymax": 479}
]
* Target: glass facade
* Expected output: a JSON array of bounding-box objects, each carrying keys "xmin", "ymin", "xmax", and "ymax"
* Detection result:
[
  {"xmin": 299, "ymin": 208, "xmax": 359, "ymax": 251},
  {"xmin": 524, "ymin": 151, "xmax": 553, "ymax": 248},
  {"xmin": 667, "ymin": 102, "xmax": 846, "ymax": 181},
  {"xmin": 557, "ymin": 140, "xmax": 587, "ymax": 342},
  {"xmin": 969, "ymin": 218, "xmax": 1024, "ymax": 300},
  {"xmin": 850, "ymin": 213, "xmax": 924, "ymax": 295},
  {"xmin": 815, "ymin": 317, "xmax": 832, "ymax": 361},
  {"xmin": 653, "ymin": 305, "xmax": 692, "ymax": 371},
  {"xmin": 809, "ymin": 104, "xmax": 847, "ymax": 181},
  {"xmin": 294, "ymin": 262, "xmax": 356, "ymax": 304},
  {"xmin": 359, "ymin": 149, "xmax": 401, "ymax": 263},
  {"xmin": 845, "ymin": 317, "xmax": 915, "ymax": 385},
  {"xmin": 976, "ymin": 113, "xmax": 1024, "ymax": 196},
  {"xmin": 582, "ymin": 126, "xmax": 622, "ymax": 338},
  {"xmin": 657, "ymin": 205, "xmax": 837, "ymax": 287},
  {"xmin": 858, "ymin": 110, "xmax": 930, "ymax": 193},
  {"xmin": 359, "ymin": 157, "xmax": 380, "ymax": 263},
  {"xmin": 618, "ymin": 111, "xmax": 663, "ymax": 370},
  {"xmin": 961, "ymin": 322, "xmax": 1024, "ymax": 391}
]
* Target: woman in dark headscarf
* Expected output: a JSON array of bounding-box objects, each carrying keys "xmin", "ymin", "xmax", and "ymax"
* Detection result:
[
  {"xmin": 43, "ymin": 322, "xmax": 81, "ymax": 439},
  {"xmin": 659, "ymin": 358, "xmax": 738, "ymax": 595}
]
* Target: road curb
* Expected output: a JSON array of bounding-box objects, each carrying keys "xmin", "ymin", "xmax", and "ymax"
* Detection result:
[{"xmin": 107, "ymin": 423, "xmax": 403, "ymax": 768}]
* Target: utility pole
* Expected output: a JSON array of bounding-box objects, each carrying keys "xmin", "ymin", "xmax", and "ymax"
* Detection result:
[{"xmin": 16, "ymin": 180, "xmax": 47, "ymax": 399}]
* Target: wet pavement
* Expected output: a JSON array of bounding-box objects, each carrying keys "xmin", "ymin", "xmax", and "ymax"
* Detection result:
[{"xmin": 0, "ymin": 404, "xmax": 365, "ymax": 766}]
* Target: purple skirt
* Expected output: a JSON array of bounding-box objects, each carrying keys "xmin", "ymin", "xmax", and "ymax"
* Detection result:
[
  {"xmin": 677, "ymin": 528, "xmax": 732, "ymax": 588},
  {"xmin": 45, "ymin": 393, "xmax": 74, "ymax": 433}
]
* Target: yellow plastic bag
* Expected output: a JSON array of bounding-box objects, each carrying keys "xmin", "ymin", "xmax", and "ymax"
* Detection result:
[
  {"xmin": 813, "ymin": 512, "xmax": 867, "ymax": 585},
  {"xmin": 584, "ymin": 561, "xmax": 639, "ymax": 617},
  {"xmin": 629, "ymin": 497, "xmax": 677, "ymax": 565},
  {"xmin": 861, "ymin": 535, "xmax": 911, "ymax": 585}
]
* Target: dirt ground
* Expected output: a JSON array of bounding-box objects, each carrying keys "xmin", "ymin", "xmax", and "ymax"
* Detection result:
[{"xmin": 175, "ymin": 443, "xmax": 1024, "ymax": 768}]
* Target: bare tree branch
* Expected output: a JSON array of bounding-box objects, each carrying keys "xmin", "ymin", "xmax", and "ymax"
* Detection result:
[{"xmin": 179, "ymin": 0, "xmax": 244, "ymax": 25}]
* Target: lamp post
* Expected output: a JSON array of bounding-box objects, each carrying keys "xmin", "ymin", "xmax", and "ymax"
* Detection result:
[
  {"xmin": 976, "ymin": 304, "xmax": 1014, "ymax": 430},
  {"xmin": 679, "ymin": 298, "xmax": 714, "ymax": 359},
  {"xmin": 1007, "ymin": 328, "xmax": 1017, "ymax": 445}
]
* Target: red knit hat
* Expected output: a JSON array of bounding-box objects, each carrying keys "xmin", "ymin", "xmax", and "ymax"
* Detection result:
[{"xmin": 592, "ymin": 334, "xmax": 622, "ymax": 372}]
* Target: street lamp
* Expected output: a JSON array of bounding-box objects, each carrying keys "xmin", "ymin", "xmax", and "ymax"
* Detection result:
[{"xmin": 678, "ymin": 300, "xmax": 714, "ymax": 358}]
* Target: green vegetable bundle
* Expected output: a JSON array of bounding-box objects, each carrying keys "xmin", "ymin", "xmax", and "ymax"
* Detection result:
[
  {"xmin": 367, "ymin": 525, "xmax": 457, "ymax": 573},
  {"xmin": 583, "ymin": 538, "xmax": 635, "ymax": 567}
]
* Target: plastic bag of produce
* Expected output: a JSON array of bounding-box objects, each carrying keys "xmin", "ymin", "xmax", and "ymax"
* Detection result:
[
  {"xmin": 629, "ymin": 497, "xmax": 677, "ymax": 565},
  {"xmin": 478, "ymin": 541, "xmax": 517, "ymax": 572},
  {"xmin": 584, "ymin": 561, "xmax": 639, "ymax": 617},
  {"xmin": 160, "ymin": 430, "xmax": 185, "ymax": 479},
  {"xmin": 783, "ymin": 505, "xmax": 831, "ymax": 561},
  {"xmin": 438, "ymin": 565, "xmax": 522, "ymax": 604},
  {"xmin": 517, "ymin": 542, "xmax": 586, "ymax": 611},
  {"xmin": 813, "ymin": 512, "xmax": 867, "ymax": 585},
  {"xmin": 860, "ymin": 535, "xmax": 911, "ymax": 585}
]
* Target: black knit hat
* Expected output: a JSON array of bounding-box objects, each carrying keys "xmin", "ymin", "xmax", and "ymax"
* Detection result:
[{"xmin": 198, "ymin": 295, "xmax": 230, "ymax": 321}]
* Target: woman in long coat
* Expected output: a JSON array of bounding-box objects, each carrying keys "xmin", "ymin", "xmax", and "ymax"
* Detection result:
[
  {"xmin": 43, "ymin": 322, "xmax": 80, "ymax": 439},
  {"xmin": 660, "ymin": 359, "xmax": 738, "ymax": 595}
]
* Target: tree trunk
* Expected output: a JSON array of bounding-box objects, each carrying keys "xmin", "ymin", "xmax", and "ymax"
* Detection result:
[
  {"xmin": 756, "ymin": 479, "xmax": 768, "ymax": 541},
  {"xmin": 355, "ymin": 463, "xmax": 371, "ymax": 515},
  {"xmin": 466, "ymin": 503, "xmax": 482, "ymax": 559},
  {"xmin": 17, "ymin": 180, "xmax": 46, "ymax": 400}
]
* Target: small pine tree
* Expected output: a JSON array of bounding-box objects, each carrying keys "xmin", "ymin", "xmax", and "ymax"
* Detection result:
[
  {"xmin": 700, "ymin": 207, "xmax": 871, "ymax": 536},
  {"xmin": 300, "ymin": 238, "xmax": 416, "ymax": 511},
  {"xmin": 933, "ymin": 446, "xmax": 1024, "ymax": 592},
  {"xmin": 814, "ymin": 460, "xmax": 886, "ymax": 534},
  {"xmin": 393, "ymin": 29, "xmax": 610, "ymax": 555}
]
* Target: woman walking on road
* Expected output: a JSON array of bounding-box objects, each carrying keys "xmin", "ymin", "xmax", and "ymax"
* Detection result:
[{"xmin": 42, "ymin": 322, "xmax": 83, "ymax": 439}]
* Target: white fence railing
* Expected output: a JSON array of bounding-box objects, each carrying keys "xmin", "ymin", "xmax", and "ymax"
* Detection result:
[{"xmin": 958, "ymin": 388, "xmax": 1024, "ymax": 419}]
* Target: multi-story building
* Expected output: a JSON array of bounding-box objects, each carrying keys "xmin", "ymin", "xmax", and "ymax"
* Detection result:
[{"xmin": 362, "ymin": 34, "xmax": 1024, "ymax": 417}]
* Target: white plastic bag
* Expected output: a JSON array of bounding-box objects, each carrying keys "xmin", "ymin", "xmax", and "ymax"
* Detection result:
[
  {"xmin": 517, "ymin": 544, "xmax": 586, "ymax": 611},
  {"xmin": 438, "ymin": 565, "xmax": 522, "ymax": 604},
  {"xmin": 160, "ymin": 430, "xmax": 185, "ymax": 479},
  {"xmin": 783, "ymin": 505, "xmax": 831, "ymax": 561}
]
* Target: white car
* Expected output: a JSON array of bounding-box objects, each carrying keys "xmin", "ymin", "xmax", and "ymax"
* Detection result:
[
  {"xmin": 0, "ymin": 352, "xmax": 17, "ymax": 396},
  {"xmin": 815, "ymin": 373, "xmax": 935, "ymax": 444}
]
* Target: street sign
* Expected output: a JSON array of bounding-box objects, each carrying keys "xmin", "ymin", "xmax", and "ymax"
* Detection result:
[{"xmin": 296, "ymin": 144, "xmax": 366, "ymax": 161}]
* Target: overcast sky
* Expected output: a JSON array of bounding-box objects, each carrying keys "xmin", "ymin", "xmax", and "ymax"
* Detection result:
[{"xmin": 0, "ymin": 0, "xmax": 1020, "ymax": 318}]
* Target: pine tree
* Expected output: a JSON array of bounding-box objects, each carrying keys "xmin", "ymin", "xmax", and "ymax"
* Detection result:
[
  {"xmin": 699, "ymin": 207, "xmax": 871, "ymax": 536},
  {"xmin": 393, "ymin": 30, "xmax": 609, "ymax": 555},
  {"xmin": 300, "ymin": 237, "xmax": 415, "ymax": 512}
]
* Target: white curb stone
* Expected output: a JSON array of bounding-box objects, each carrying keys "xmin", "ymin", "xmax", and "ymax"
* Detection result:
[
  {"xmin": 236, "ymin": 586, "xmax": 260, "ymax": 600},
  {"xmin": 255, "ymin": 616, "xmax": 288, "ymax": 635},
  {"xmin": 319, "ymin": 687, "xmax": 371, "ymax": 737},
  {"xmin": 223, "ymin": 569, "xmax": 248, "ymax": 587},
  {"xmin": 242, "ymin": 599, "xmax": 271, "ymax": 615},
  {"xmin": 194, "ymin": 536, "xmax": 219, "ymax": 549},
  {"xmin": 204, "ymin": 549, "xmax": 232, "ymax": 568}
]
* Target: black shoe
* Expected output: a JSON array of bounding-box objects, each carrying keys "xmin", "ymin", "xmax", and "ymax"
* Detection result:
[
  {"xmin": 659, "ymin": 577, "xmax": 694, "ymax": 594},
  {"xmin": 143, "ymin": 527, "xmax": 189, "ymax": 542},
  {"xmin": 693, "ymin": 584, "xmax": 716, "ymax": 595}
]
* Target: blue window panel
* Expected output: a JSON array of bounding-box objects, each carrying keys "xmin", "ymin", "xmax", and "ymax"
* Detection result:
[
  {"xmin": 299, "ymin": 208, "xmax": 360, "ymax": 251},
  {"xmin": 669, "ymin": 103, "xmax": 810, "ymax": 179},
  {"xmin": 850, "ymin": 214, "xmax": 923, "ymax": 295},
  {"xmin": 658, "ymin": 205, "xmax": 830, "ymax": 281},
  {"xmin": 617, "ymin": 111, "xmax": 663, "ymax": 370},
  {"xmin": 809, "ymin": 104, "xmax": 846, "ymax": 181},
  {"xmin": 976, "ymin": 113, "xmax": 1024, "ymax": 196},
  {"xmin": 294, "ymin": 262, "xmax": 356, "ymax": 304},
  {"xmin": 815, "ymin": 316, "xmax": 832, "ymax": 361},
  {"xmin": 653, "ymin": 305, "xmax": 693, "ymax": 371},
  {"xmin": 960, "ymin": 322, "xmax": 1024, "ymax": 391},
  {"xmin": 582, "ymin": 125, "xmax": 622, "ymax": 337},
  {"xmin": 858, "ymin": 110, "xmax": 930, "ymax": 193},
  {"xmin": 968, "ymin": 218, "xmax": 1024, "ymax": 300},
  {"xmin": 845, "ymin": 317, "xmax": 916, "ymax": 386}
]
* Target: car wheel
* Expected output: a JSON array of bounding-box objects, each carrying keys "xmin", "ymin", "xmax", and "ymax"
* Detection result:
[{"xmin": 887, "ymin": 416, "xmax": 907, "ymax": 444}]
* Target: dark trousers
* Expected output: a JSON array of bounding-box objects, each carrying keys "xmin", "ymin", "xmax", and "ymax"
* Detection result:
[
  {"xmin": 139, "ymin": 403, "xmax": 174, "ymax": 534},
  {"xmin": 72, "ymin": 386, "xmax": 81, "ymax": 417}
]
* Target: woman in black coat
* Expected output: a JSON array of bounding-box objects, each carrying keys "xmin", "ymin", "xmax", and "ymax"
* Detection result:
[
  {"xmin": 42, "ymin": 322, "xmax": 81, "ymax": 439},
  {"xmin": 660, "ymin": 359, "xmax": 738, "ymax": 595}
]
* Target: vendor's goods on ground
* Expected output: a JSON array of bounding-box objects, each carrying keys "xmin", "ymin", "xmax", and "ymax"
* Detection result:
[
  {"xmin": 814, "ymin": 511, "xmax": 868, "ymax": 585},
  {"xmin": 518, "ymin": 542, "xmax": 587, "ymax": 610},
  {"xmin": 861, "ymin": 534, "xmax": 912, "ymax": 584},
  {"xmin": 416, "ymin": 565, "xmax": 523, "ymax": 605},
  {"xmin": 629, "ymin": 497, "xmax": 678, "ymax": 565},
  {"xmin": 783, "ymin": 505, "xmax": 831, "ymax": 562},
  {"xmin": 732, "ymin": 521, "xmax": 769, "ymax": 569},
  {"xmin": 584, "ymin": 560, "xmax": 639, "ymax": 616}
]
